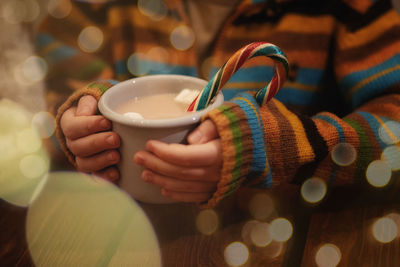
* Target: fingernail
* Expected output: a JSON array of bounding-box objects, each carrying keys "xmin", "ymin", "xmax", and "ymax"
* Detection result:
[
  {"xmin": 142, "ymin": 171, "xmax": 153, "ymax": 182},
  {"xmin": 100, "ymin": 118, "xmax": 110, "ymax": 129},
  {"xmin": 134, "ymin": 153, "xmax": 144, "ymax": 165},
  {"xmin": 108, "ymin": 170, "xmax": 118, "ymax": 181},
  {"xmin": 106, "ymin": 135, "xmax": 116, "ymax": 145},
  {"xmin": 188, "ymin": 130, "xmax": 202, "ymax": 144},
  {"xmin": 108, "ymin": 152, "xmax": 116, "ymax": 161}
]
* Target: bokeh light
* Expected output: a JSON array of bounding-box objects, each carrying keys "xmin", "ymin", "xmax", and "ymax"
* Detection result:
[
  {"xmin": 32, "ymin": 111, "xmax": 56, "ymax": 139},
  {"xmin": 248, "ymin": 193, "xmax": 274, "ymax": 220},
  {"xmin": 378, "ymin": 121, "xmax": 400, "ymax": 145},
  {"xmin": 301, "ymin": 177, "xmax": 327, "ymax": 204},
  {"xmin": 22, "ymin": 0, "xmax": 40, "ymax": 22},
  {"xmin": 127, "ymin": 53, "xmax": 150, "ymax": 76},
  {"xmin": 372, "ymin": 217, "xmax": 398, "ymax": 243},
  {"xmin": 331, "ymin": 142, "xmax": 357, "ymax": 166},
  {"xmin": 170, "ymin": 25, "xmax": 195, "ymax": 51},
  {"xmin": 269, "ymin": 218, "xmax": 293, "ymax": 242},
  {"xmin": 138, "ymin": 0, "xmax": 167, "ymax": 21},
  {"xmin": 146, "ymin": 46, "xmax": 169, "ymax": 72},
  {"xmin": 224, "ymin": 241, "xmax": 249, "ymax": 267},
  {"xmin": 0, "ymin": 99, "xmax": 49, "ymax": 207},
  {"xmin": 78, "ymin": 26, "xmax": 104, "ymax": 53},
  {"xmin": 14, "ymin": 56, "xmax": 48, "ymax": 86},
  {"xmin": 381, "ymin": 145, "xmax": 400, "ymax": 171},
  {"xmin": 386, "ymin": 213, "xmax": 400, "ymax": 237},
  {"xmin": 366, "ymin": 160, "xmax": 392, "ymax": 188},
  {"xmin": 315, "ymin": 243, "xmax": 342, "ymax": 267},
  {"xmin": 250, "ymin": 221, "xmax": 272, "ymax": 247},
  {"xmin": 1, "ymin": 0, "xmax": 27, "ymax": 24},
  {"xmin": 19, "ymin": 154, "xmax": 48, "ymax": 179},
  {"xmin": 241, "ymin": 220, "xmax": 259, "ymax": 245},
  {"xmin": 26, "ymin": 172, "xmax": 161, "ymax": 266},
  {"xmin": 195, "ymin": 208, "xmax": 219, "ymax": 235},
  {"xmin": 16, "ymin": 128, "xmax": 42, "ymax": 154},
  {"xmin": 47, "ymin": 0, "xmax": 72, "ymax": 19}
]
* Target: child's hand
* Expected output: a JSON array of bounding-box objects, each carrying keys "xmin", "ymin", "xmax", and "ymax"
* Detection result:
[
  {"xmin": 133, "ymin": 120, "xmax": 222, "ymax": 203},
  {"xmin": 60, "ymin": 95, "xmax": 121, "ymax": 182}
]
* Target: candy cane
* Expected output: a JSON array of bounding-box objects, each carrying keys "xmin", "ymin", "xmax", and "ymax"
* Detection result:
[{"xmin": 187, "ymin": 42, "xmax": 289, "ymax": 111}]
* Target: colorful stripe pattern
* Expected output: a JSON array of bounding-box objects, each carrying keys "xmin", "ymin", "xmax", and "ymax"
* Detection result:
[{"xmin": 40, "ymin": 0, "xmax": 400, "ymax": 207}]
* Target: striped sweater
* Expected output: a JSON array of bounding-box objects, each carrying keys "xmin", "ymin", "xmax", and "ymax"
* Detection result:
[{"xmin": 36, "ymin": 0, "xmax": 400, "ymax": 207}]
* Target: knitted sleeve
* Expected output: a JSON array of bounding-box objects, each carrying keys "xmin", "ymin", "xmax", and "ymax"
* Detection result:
[{"xmin": 204, "ymin": 0, "xmax": 400, "ymax": 207}]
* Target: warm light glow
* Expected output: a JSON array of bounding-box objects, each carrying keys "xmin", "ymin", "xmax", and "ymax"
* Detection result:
[
  {"xmin": 26, "ymin": 172, "xmax": 161, "ymax": 266},
  {"xmin": 0, "ymin": 99, "xmax": 49, "ymax": 207},
  {"xmin": 195, "ymin": 209, "xmax": 219, "ymax": 235},
  {"xmin": 32, "ymin": 112, "xmax": 56, "ymax": 139},
  {"xmin": 138, "ymin": 0, "xmax": 167, "ymax": 21},
  {"xmin": 78, "ymin": 26, "xmax": 104, "ymax": 53},
  {"xmin": 386, "ymin": 213, "xmax": 400, "ymax": 237},
  {"xmin": 127, "ymin": 53, "xmax": 150, "ymax": 76},
  {"xmin": 146, "ymin": 46, "xmax": 169, "ymax": 72},
  {"xmin": 16, "ymin": 128, "xmax": 42, "ymax": 154},
  {"xmin": 269, "ymin": 218, "xmax": 293, "ymax": 242},
  {"xmin": 331, "ymin": 142, "xmax": 357, "ymax": 166},
  {"xmin": 170, "ymin": 25, "xmax": 195, "ymax": 51},
  {"xmin": 23, "ymin": 0, "xmax": 40, "ymax": 22},
  {"xmin": 372, "ymin": 217, "xmax": 398, "ymax": 243},
  {"xmin": 19, "ymin": 154, "xmax": 48, "ymax": 179},
  {"xmin": 250, "ymin": 221, "xmax": 272, "ymax": 247},
  {"xmin": 366, "ymin": 160, "xmax": 392, "ymax": 187},
  {"xmin": 1, "ymin": 0, "xmax": 26, "ymax": 24},
  {"xmin": 315, "ymin": 243, "xmax": 342, "ymax": 267},
  {"xmin": 248, "ymin": 193, "xmax": 274, "ymax": 220},
  {"xmin": 378, "ymin": 121, "xmax": 400, "ymax": 145},
  {"xmin": 224, "ymin": 242, "xmax": 249, "ymax": 267},
  {"xmin": 301, "ymin": 177, "xmax": 327, "ymax": 204},
  {"xmin": 241, "ymin": 220, "xmax": 258, "ymax": 245},
  {"xmin": 14, "ymin": 56, "xmax": 48, "ymax": 85},
  {"xmin": 381, "ymin": 145, "xmax": 400, "ymax": 171},
  {"xmin": 48, "ymin": 0, "xmax": 72, "ymax": 19}
]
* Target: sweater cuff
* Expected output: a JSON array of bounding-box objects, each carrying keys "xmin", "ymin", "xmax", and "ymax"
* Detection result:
[
  {"xmin": 203, "ymin": 92, "xmax": 271, "ymax": 208},
  {"xmin": 55, "ymin": 80, "xmax": 118, "ymax": 167}
]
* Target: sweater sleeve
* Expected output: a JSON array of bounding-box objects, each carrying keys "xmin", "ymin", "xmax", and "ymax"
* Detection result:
[{"xmin": 204, "ymin": 0, "xmax": 400, "ymax": 207}]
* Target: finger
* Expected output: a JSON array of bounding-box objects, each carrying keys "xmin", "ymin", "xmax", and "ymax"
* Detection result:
[
  {"xmin": 145, "ymin": 139, "xmax": 222, "ymax": 167},
  {"xmin": 61, "ymin": 109, "xmax": 111, "ymax": 140},
  {"xmin": 187, "ymin": 119, "xmax": 219, "ymax": 144},
  {"xmin": 76, "ymin": 149, "xmax": 120, "ymax": 172},
  {"xmin": 67, "ymin": 131, "xmax": 120, "ymax": 157},
  {"xmin": 76, "ymin": 95, "xmax": 98, "ymax": 116},
  {"xmin": 93, "ymin": 166, "xmax": 120, "ymax": 183},
  {"xmin": 161, "ymin": 188, "xmax": 212, "ymax": 203},
  {"xmin": 141, "ymin": 170, "xmax": 216, "ymax": 193},
  {"xmin": 133, "ymin": 151, "xmax": 220, "ymax": 182}
]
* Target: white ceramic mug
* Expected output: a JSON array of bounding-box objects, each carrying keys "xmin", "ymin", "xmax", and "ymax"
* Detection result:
[{"xmin": 98, "ymin": 75, "xmax": 224, "ymax": 204}]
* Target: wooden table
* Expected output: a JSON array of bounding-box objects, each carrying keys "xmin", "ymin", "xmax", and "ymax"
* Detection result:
[{"xmin": 1, "ymin": 183, "xmax": 400, "ymax": 266}]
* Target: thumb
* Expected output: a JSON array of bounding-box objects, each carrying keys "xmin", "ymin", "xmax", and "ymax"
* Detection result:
[
  {"xmin": 187, "ymin": 119, "xmax": 219, "ymax": 144},
  {"xmin": 76, "ymin": 95, "xmax": 98, "ymax": 116}
]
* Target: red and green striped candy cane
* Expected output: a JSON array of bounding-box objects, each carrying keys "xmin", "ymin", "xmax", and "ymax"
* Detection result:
[{"xmin": 187, "ymin": 42, "xmax": 289, "ymax": 111}]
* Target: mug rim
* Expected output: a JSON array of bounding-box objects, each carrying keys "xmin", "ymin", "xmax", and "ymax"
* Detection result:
[{"xmin": 98, "ymin": 74, "xmax": 224, "ymax": 128}]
